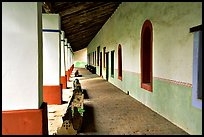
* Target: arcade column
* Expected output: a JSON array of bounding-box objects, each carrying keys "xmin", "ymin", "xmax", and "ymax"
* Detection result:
[
  {"xmin": 60, "ymin": 31, "xmax": 67, "ymax": 89},
  {"xmin": 2, "ymin": 2, "xmax": 48, "ymax": 135},
  {"xmin": 42, "ymin": 13, "xmax": 62, "ymax": 105},
  {"xmin": 64, "ymin": 38, "xmax": 69, "ymax": 81}
]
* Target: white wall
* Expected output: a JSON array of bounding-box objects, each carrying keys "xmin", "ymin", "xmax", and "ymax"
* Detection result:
[
  {"xmin": 87, "ymin": 2, "xmax": 202, "ymax": 134},
  {"xmin": 73, "ymin": 48, "xmax": 87, "ymax": 68},
  {"xmin": 88, "ymin": 2, "xmax": 202, "ymax": 84},
  {"xmin": 74, "ymin": 48, "xmax": 87, "ymax": 62},
  {"xmin": 42, "ymin": 14, "xmax": 61, "ymax": 85},
  {"xmin": 61, "ymin": 31, "xmax": 65, "ymax": 76},
  {"xmin": 2, "ymin": 2, "xmax": 43, "ymax": 111},
  {"xmin": 67, "ymin": 43, "xmax": 73, "ymax": 69},
  {"xmin": 67, "ymin": 43, "xmax": 71, "ymax": 69},
  {"xmin": 64, "ymin": 38, "xmax": 68, "ymax": 71}
]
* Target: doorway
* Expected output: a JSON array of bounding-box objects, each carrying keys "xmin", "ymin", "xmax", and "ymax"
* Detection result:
[
  {"xmin": 100, "ymin": 52, "xmax": 102, "ymax": 76},
  {"xmin": 106, "ymin": 52, "xmax": 109, "ymax": 81},
  {"xmin": 141, "ymin": 19, "xmax": 153, "ymax": 92}
]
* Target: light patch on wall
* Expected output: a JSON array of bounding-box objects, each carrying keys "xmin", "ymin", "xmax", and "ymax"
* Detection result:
[{"xmin": 73, "ymin": 48, "xmax": 87, "ymax": 68}]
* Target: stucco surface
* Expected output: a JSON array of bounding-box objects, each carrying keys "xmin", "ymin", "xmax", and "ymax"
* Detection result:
[
  {"xmin": 74, "ymin": 48, "xmax": 87, "ymax": 68},
  {"xmin": 42, "ymin": 14, "xmax": 61, "ymax": 85},
  {"xmin": 87, "ymin": 2, "xmax": 202, "ymax": 83},
  {"xmin": 2, "ymin": 2, "xmax": 43, "ymax": 110},
  {"xmin": 87, "ymin": 2, "xmax": 202, "ymax": 134}
]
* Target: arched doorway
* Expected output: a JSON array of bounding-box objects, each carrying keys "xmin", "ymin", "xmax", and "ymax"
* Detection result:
[
  {"xmin": 118, "ymin": 44, "xmax": 122, "ymax": 80},
  {"xmin": 141, "ymin": 20, "xmax": 153, "ymax": 92}
]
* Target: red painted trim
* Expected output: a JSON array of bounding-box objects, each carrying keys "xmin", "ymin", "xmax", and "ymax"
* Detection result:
[
  {"xmin": 118, "ymin": 44, "xmax": 122, "ymax": 80},
  {"xmin": 65, "ymin": 65, "xmax": 74, "ymax": 82},
  {"xmin": 43, "ymin": 85, "xmax": 62, "ymax": 105},
  {"xmin": 103, "ymin": 47, "xmax": 106, "ymax": 68},
  {"xmin": 141, "ymin": 19, "xmax": 153, "ymax": 92},
  {"xmin": 154, "ymin": 77, "xmax": 192, "ymax": 87},
  {"xmin": 118, "ymin": 76, "xmax": 122, "ymax": 80},
  {"xmin": 60, "ymin": 76, "xmax": 67, "ymax": 89},
  {"xmin": 66, "ymin": 70, "xmax": 70, "ymax": 81},
  {"xmin": 2, "ymin": 102, "xmax": 48, "ymax": 135},
  {"xmin": 141, "ymin": 83, "xmax": 152, "ymax": 92}
]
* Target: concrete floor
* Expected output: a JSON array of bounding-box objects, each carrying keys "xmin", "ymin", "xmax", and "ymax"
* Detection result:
[{"xmin": 48, "ymin": 68, "xmax": 189, "ymax": 135}]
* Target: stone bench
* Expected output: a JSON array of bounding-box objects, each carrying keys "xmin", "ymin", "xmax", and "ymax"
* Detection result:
[
  {"xmin": 56, "ymin": 79, "xmax": 84, "ymax": 135},
  {"xmin": 85, "ymin": 64, "xmax": 96, "ymax": 74}
]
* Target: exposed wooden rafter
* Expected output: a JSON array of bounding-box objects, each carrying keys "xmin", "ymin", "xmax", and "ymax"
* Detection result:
[
  {"xmin": 44, "ymin": 2, "xmax": 121, "ymax": 51},
  {"xmin": 42, "ymin": 2, "xmax": 53, "ymax": 13}
]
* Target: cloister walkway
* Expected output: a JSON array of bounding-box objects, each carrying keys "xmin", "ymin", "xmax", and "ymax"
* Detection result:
[{"xmin": 48, "ymin": 68, "xmax": 188, "ymax": 135}]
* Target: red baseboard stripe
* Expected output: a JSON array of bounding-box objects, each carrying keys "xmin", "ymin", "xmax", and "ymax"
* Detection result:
[
  {"xmin": 43, "ymin": 85, "xmax": 62, "ymax": 105},
  {"xmin": 60, "ymin": 76, "xmax": 67, "ymax": 89},
  {"xmin": 66, "ymin": 70, "xmax": 70, "ymax": 82},
  {"xmin": 2, "ymin": 102, "xmax": 48, "ymax": 135}
]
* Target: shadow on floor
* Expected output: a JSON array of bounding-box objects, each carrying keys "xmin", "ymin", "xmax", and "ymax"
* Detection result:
[
  {"xmin": 75, "ymin": 75, "xmax": 83, "ymax": 77},
  {"xmin": 80, "ymin": 104, "xmax": 97, "ymax": 133},
  {"xmin": 82, "ymin": 89, "xmax": 89, "ymax": 99},
  {"xmin": 74, "ymin": 74, "xmax": 99, "ymax": 81},
  {"xmin": 62, "ymin": 101, "xmax": 68, "ymax": 104},
  {"xmin": 67, "ymin": 86, "xmax": 73, "ymax": 89}
]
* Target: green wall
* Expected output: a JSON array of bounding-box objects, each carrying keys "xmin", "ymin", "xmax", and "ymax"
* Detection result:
[
  {"xmin": 87, "ymin": 2, "xmax": 202, "ymax": 134},
  {"xmin": 103, "ymin": 68, "xmax": 202, "ymax": 134},
  {"xmin": 74, "ymin": 61, "xmax": 87, "ymax": 68}
]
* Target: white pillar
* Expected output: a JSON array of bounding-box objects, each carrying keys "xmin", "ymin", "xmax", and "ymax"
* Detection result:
[
  {"xmin": 2, "ymin": 2, "xmax": 43, "ymax": 111},
  {"xmin": 67, "ymin": 43, "xmax": 71, "ymax": 69},
  {"xmin": 42, "ymin": 13, "xmax": 62, "ymax": 105},
  {"xmin": 70, "ymin": 49, "xmax": 73, "ymax": 67},
  {"xmin": 64, "ymin": 38, "xmax": 68, "ymax": 71},
  {"xmin": 42, "ymin": 14, "xmax": 61, "ymax": 86},
  {"xmin": 61, "ymin": 31, "xmax": 65, "ymax": 76}
]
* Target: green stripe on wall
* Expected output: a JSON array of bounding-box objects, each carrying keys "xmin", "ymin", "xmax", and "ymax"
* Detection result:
[
  {"xmin": 74, "ymin": 61, "xmax": 87, "ymax": 68},
  {"xmin": 100, "ymin": 68, "xmax": 202, "ymax": 135}
]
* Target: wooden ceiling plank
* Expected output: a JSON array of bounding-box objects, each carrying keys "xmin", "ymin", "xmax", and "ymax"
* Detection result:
[{"xmin": 51, "ymin": 2, "xmax": 121, "ymax": 51}]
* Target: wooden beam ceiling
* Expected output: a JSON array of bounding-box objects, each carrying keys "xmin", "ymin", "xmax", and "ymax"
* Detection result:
[{"xmin": 43, "ymin": 2, "xmax": 121, "ymax": 52}]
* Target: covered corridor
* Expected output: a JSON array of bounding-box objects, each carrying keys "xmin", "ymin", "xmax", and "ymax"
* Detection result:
[
  {"xmin": 48, "ymin": 68, "xmax": 188, "ymax": 135},
  {"xmin": 2, "ymin": 2, "xmax": 202, "ymax": 135}
]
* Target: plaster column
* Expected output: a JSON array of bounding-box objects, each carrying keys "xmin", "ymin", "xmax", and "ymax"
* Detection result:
[
  {"xmin": 69, "ymin": 46, "xmax": 74, "ymax": 66},
  {"xmin": 64, "ymin": 38, "xmax": 69, "ymax": 81},
  {"xmin": 67, "ymin": 43, "xmax": 73, "ymax": 81},
  {"xmin": 42, "ymin": 13, "xmax": 62, "ymax": 105},
  {"xmin": 60, "ymin": 31, "xmax": 67, "ymax": 89},
  {"xmin": 2, "ymin": 2, "xmax": 48, "ymax": 135},
  {"xmin": 64, "ymin": 38, "xmax": 68, "ymax": 71},
  {"xmin": 68, "ymin": 43, "xmax": 74, "ymax": 69},
  {"xmin": 71, "ymin": 50, "xmax": 74, "ymax": 67},
  {"xmin": 67, "ymin": 43, "xmax": 71, "ymax": 69}
]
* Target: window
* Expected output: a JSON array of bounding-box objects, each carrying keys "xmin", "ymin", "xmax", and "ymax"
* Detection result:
[
  {"xmin": 97, "ymin": 46, "xmax": 100, "ymax": 66},
  {"xmin": 95, "ymin": 51, "xmax": 96, "ymax": 66},
  {"xmin": 87, "ymin": 54, "xmax": 90, "ymax": 64},
  {"xmin": 93, "ymin": 52, "xmax": 94, "ymax": 65},
  {"xmin": 111, "ymin": 50, "xmax": 115, "ymax": 77},
  {"xmin": 141, "ymin": 20, "xmax": 153, "ymax": 92},
  {"xmin": 89, "ymin": 53, "xmax": 91, "ymax": 65},
  {"xmin": 103, "ymin": 47, "xmax": 106, "ymax": 68},
  {"xmin": 118, "ymin": 44, "xmax": 122, "ymax": 80},
  {"xmin": 190, "ymin": 25, "xmax": 202, "ymax": 109}
]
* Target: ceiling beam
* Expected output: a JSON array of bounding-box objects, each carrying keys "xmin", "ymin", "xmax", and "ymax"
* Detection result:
[{"xmin": 42, "ymin": 2, "xmax": 53, "ymax": 13}]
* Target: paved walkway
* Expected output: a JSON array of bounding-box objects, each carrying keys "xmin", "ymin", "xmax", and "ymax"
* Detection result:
[
  {"xmin": 73, "ymin": 68, "xmax": 189, "ymax": 135},
  {"xmin": 47, "ymin": 68, "xmax": 188, "ymax": 135}
]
